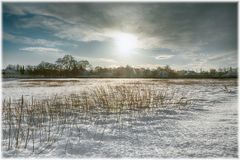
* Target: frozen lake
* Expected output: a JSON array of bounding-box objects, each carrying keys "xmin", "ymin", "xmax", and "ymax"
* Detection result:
[{"xmin": 2, "ymin": 78, "xmax": 238, "ymax": 158}]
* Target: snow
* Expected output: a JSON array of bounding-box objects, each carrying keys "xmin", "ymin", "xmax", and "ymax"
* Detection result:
[{"xmin": 2, "ymin": 78, "xmax": 238, "ymax": 158}]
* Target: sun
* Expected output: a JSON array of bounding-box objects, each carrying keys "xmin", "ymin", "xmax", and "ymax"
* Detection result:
[{"xmin": 114, "ymin": 32, "xmax": 137, "ymax": 55}]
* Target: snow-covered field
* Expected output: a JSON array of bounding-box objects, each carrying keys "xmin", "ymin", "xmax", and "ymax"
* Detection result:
[{"xmin": 2, "ymin": 78, "xmax": 238, "ymax": 158}]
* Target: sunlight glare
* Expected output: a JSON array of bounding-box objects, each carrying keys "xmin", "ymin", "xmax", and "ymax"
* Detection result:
[{"xmin": 114, "ymin": 32, "xmax": 137, "ymax": 55}]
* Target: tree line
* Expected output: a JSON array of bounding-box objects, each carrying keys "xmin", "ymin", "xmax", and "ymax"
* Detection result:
[{"xmin": 2, "ymin": 55, "xmax": 238, "ymax": 78}]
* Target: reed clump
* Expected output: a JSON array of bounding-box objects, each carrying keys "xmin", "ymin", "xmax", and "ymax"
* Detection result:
[{"xmin": 2, "ymin": 83, "xmax": 192, "ymax": 153}]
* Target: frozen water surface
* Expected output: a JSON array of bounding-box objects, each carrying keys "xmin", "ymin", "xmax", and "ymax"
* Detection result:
[{"xmin": 2, "ymin": 78, "xmax": 238, "ymax": 158}]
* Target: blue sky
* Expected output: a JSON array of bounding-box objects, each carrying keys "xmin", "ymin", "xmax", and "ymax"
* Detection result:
[{"xmin": 3, "ymin": 3, "xmax": 237, "ymax": 70}]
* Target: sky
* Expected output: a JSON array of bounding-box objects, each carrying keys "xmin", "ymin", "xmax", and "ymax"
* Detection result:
[{"xmin": 2, "ymin": 3, "xmax": 238, "ymax": 70}]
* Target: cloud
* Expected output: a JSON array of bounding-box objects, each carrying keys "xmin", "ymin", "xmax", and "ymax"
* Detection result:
[
  {"xmin": 4, "ymin": 32, "xmax": 63, "ymax": 47},
  {"xmin": 54, "ymin": 26, "xmax": 109, "ymax": 42},
  {"xmin": 208, "ymin": 54, "xmax": 228, "ymax": 62},
  {"xmin": 134, "ymin": 64, "xmax": 165, "ymax": 69},
  {"xmin": 207, "ymin": 52, "xmax": 237, "ymax": 64},
  {"xmin": 16, "ymin": 15, "xmax": 70, "ymax": 31},
  {"xmin": 73, "ymin": 55, "xmax": 118, "ymax": 67},
  {"xmin": 4, "ymin": 3, "xmax": 115, "ymax": 42},
  {"xmin": 155, "ymin": 55, "xmax": 174, "ymax": 60},
  {"xmin": 20, "ymin": 47, "xmax": 63, "ymax": 53},
  {"xmin": 3, "ymin": 3, "xmax": 237, "ymax": 69},
  {"xmin": 135, "ymin": 3, "xmax": 237, "ymax": 52},
  {"xmin": 14, "ymin": 14, "xmax": 111, "ymax": 42},
  {"xmin": 3, "ymin": 3, "xmax": 26, "ymax": 15},
  {"xmin": 3, "ymin": 32, "xmax": 15, "ymax": 41},
  {"xmin": 6, "ymin": 3, "xmax": 236, "ymax": 53}
]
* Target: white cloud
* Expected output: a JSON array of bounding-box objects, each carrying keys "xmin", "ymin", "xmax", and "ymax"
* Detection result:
[
  {"xmin": 54, "ymin": 26, "xmax": 108, "ymax": 42},
  {"xmin": 155, "ymin": 54, "xmax": 174, "ymax": 60},
  {"xmin": 207, "ymin": 52, "xmax": 236, "ymax": 62},
  {"xmin": 20, "ymin": 47, "xmax": 63, "ymax": 53},
  {"xmin": 73, "ymin": 55, "xmax": 117, "ymax": 66},
  {"xmin": 4, "ymin": 32, "xmax": 63, "ymax": 47},
  {"xmin": 4, "ymin": 32, "xmax": 15, "ymax": 41},
  {"xmin": 17, "ymin": 15, "xmax": 110, "ymax": 42}
]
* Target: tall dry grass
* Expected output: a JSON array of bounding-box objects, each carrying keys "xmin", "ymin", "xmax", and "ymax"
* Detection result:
[{"xmin": 2, "ymin": 83, "xmax": 192, "ymax": 154}]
